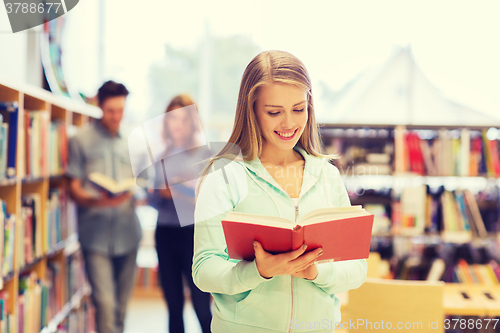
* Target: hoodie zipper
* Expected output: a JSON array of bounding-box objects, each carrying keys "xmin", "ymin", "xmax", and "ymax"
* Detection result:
[{"xmin": 288, "ymin": 196, "xmax": 299, "ymax": 333}]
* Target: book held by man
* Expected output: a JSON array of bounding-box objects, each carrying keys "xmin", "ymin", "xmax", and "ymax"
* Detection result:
[
  {"xmin": 88, "ymin": 172, "xmax": 137, "ymax": 196},
  {"xmin": 222, "ymin": 205, "xmax": 374, "ymax": 263}
]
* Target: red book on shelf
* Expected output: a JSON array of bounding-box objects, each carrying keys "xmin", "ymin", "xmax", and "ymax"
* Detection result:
[
  {"xmin": 488, "ymin": 139, "xmax": 500, "ymax": 177},
  {"xmin": 59, "ymin": 124, "xmax": 68, "ymax": 171},
  {"xmin": 406, "ymin": 132, "xmax": 423, "ymax": 175},
  {"xmin": 221, "ymin": 206, "xmax": 374, "ymax": 263}
]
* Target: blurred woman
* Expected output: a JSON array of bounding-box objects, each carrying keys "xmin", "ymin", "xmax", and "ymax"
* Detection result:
[{"xmin": 148, "ymin": 94, "xmax": 212, "ymax": 333}]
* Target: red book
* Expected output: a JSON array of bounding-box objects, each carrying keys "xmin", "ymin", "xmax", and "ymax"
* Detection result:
[
  {"xmin": 222, "ymin": 206, "xmax": 374, "ymax": 263},
  {"xmin": 59, "ymin": 124, "xmax": 68, "ymax": 171},
  {"xmin": 407, "ymin": 132, "xmax": 425, "ymax": 175}
]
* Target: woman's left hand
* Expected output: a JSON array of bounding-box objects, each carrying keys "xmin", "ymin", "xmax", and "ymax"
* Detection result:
[{"xmin": 291, "ymin": 262, "xmax": 318, "ymax": 280}]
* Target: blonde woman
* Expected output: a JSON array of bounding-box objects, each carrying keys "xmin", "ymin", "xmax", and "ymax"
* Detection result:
[{"xmin": 193, "ymin": 51, "xmax": 367, "ymax": 332}]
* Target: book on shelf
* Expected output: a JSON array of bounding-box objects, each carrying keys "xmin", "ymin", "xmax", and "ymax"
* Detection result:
[
  {"xmin": 452, "ymin": 259, "xmax": 500, "ymax": 285},
  {"xmin": 46, "ymin": 187, "xmax": 69, "ymax": 251},
  {"xmin": 20, "ymin": 194, "xmax": 43, "ymax": 266},
  {"xmin": 23, "ymin": 110, "xmax": 50, "ymax": 178},
  {"xmin": 0, "ymin": 121, "xmax": 8, "ymax": 181},
  {"xmin": 88, "ymin": 172, "xmax": 137, "ymax": 197},
  {"xmin": 2, "ymin": 200, "xmax": 15, "ymax": 277},
  {"xmin": 49, "ymin": 120, "xmax": 68, "ymax": 175},
  {"xmin": 56, "ymin": 298, "xmax": 95, "ymax": 333},
  {"xmin": 66, "ymin": 251, "xmax": 86, "ymax": 303},
  {"xmin": 135, "ymin": 266, "xmax": 160, "ymax": 289},
  {"xmin": 47, "ymin": 260, "xmax": 63, "ymax": 316},
  {"xmin": 426, "ymin": 258, "xmax": 446, "ymax": 281},
  {"xmin": 18, "ymin": 271, "xmax": 43, "ymax": 333},
  {"xmin": 399, "ymin": 185, "xmax": 427, "ymax": 235},
  {"xmin": 0, "ymin": 102, "xmax": 18, "ymax": 178},
  {"xmin": 221, "ymin": 205, "xmax": 374, "ymax": 263},
  {"xmin": 390, "ymin": 127, "xmax": 500, "ymax": 177},
  {"xmin": 0, "ymin": 290, "xmax": 13, "ymax": 333}
]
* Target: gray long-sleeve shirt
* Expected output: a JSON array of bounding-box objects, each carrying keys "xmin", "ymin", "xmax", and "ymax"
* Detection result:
[{"xmin": 66, "ymin": 121, "xmax": 142, "ymax": 256}]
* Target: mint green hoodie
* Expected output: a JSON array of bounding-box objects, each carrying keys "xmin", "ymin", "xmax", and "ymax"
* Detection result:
[{"xmin": 193, "ymin": 146, "xmax": 367, "ymax": 333}]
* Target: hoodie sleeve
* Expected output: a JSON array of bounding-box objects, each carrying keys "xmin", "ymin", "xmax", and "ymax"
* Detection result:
[
  {"xmin": 192, "ymin": 164, "xmax": 273, "ymax": 295},
  {"xmin": 310, "ymin": 162, "xmax": 367, "ymax": 294}
]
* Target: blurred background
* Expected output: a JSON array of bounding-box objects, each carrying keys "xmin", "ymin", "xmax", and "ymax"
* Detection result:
[
  {"xmin": 2, "ymin": 1, "xmax": 500, "ymax": 332},
  {"xmin": 2, "ymin": 0, "xmax": 500, "ymax": 139}
]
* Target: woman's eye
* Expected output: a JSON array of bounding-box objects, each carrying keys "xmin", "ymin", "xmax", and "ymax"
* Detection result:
[
  {"xmin": 268, "ymin": 112, "xmax": 280, "ymax": 116},
  {"xmin": 294, "ymin": 109, "xmax": 304, "ymax": 112}
]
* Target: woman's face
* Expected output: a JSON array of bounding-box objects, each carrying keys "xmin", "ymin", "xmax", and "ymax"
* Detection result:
[
  {"xmin": 165, "ymin": 105, "xmax": 192, "ymax": 146},
  {"xmin": 255, "ymin": 83, "xmax": 308, "ymax": 153}
]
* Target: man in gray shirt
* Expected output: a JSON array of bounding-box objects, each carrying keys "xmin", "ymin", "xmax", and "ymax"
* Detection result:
[{"xmin": 66, "ymin": 80, "xmax": 142, "ymax": 333}]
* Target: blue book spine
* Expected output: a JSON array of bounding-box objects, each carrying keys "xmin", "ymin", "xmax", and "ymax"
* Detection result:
[
  {"xmin": 0, "ymin": 102, "xmax": 18, "ymax": 178},
  {"xmin": 0, "ymin": 124, "xmax": 7, "ymax": 179}
]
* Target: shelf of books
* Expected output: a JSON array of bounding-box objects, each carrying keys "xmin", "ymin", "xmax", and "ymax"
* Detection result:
[
  {"xmin": 320, "ymin": 123, "xmax": 500, "ymax": 284},
  {"xmin": 0, "ymin": 80, "xmax": 101, "ymax": 333},
  {"xmin": 133, "ymin": 265, "xmax": 162, "ymax": 298}
]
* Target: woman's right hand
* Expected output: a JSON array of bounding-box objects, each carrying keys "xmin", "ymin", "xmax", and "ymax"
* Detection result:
[{"xmin": 253, "ymin": 241, "xmax": 323, "ymax": 279}]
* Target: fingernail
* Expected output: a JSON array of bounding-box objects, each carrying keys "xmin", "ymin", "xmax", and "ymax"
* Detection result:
[
  {"xmin": 302, "ymin": 244, "xmax": 307, "ymax": 250},
  {"xmin": 318, "ymin": 250, "xmax": 323, "ymax": 256},
  {"xmin": 253, "ymin": 242, "xmax": 257, "ymax": 247}
]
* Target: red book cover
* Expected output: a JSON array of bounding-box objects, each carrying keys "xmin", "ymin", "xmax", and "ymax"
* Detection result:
[
  {"xmin": 488, "ymin": 139, "xmax": 500, "ymax": 177},
  {"xmin": 406, "ymin": 132, "xmax": 425, "ymax": 175},
  {"xmin": 222, "ymin": 209, "xmax": 373, "ymax": 263},
  {"xmin": 59, "ymin": 124, "xmax": 68, "ymax": 172}
]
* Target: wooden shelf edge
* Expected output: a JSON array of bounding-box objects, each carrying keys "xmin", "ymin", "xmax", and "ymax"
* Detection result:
[
  {"xmin": 133, "ymin": 287, "xmax": 163, "ymax": 298},
  {"xmin": 40, "ymin": 284, "xmax": 91, "ymax": 333},
  {"xmin": 0, "ymin": 78, "xmax": 102, "ymax": 118}
]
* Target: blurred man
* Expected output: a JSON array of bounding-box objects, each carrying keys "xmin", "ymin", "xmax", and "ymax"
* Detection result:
[{"xmin": 66, "ymin": 80, "xmax": 142, "ymax": 333}]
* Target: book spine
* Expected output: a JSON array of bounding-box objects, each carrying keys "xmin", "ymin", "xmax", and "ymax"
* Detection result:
[
  {"xmin": 291, "ymin": 227, "xmax": 304, "ymax": 251},
  {"xmin": 6, "ymin": 106, "xmax": 18, "ymax": 178}
]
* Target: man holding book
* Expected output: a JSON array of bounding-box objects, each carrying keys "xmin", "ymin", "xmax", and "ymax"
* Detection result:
[{"xmin": 66, "ymin": 80, "xmax": 142, "ymax": 333}]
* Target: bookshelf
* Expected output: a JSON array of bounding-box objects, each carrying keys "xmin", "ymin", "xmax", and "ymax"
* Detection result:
[
  {"xmin": 319, "ymin": 122, "xmax": 500, "ymax": 283},
  {"xmin": 0, "ymin": 79, "xmax": 101, "ymax": 333}
]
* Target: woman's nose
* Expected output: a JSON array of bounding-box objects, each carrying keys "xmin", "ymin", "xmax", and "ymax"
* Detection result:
[{"xmin": 281, "ymin": 112, "xmax": 294, "ymax": 129}]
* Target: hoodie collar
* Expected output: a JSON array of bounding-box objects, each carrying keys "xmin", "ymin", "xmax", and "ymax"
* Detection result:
[{"xmin": 242, "ymin": 146, "xmax": 327, "ymax": 195}]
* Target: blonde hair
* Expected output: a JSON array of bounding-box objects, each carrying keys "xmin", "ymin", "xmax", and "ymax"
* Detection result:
[{"xmin": 197, "ymin": 50, "xmax": 335, "ymax": 195}]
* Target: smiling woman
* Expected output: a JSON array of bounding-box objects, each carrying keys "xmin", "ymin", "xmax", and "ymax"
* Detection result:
[{"xmin": 192, "ymin": 50, "xmax": 367, "ymax": 333}]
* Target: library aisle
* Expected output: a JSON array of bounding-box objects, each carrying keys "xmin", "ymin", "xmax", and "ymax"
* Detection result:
[{"xmin": 124, "ymin": 297, "xmax": 202, "ymax": 333}]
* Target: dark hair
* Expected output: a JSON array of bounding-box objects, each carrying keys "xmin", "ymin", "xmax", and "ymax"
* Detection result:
[{"xmin": 97, "ymin": 80, "xmax": 129, "ymax": 105}]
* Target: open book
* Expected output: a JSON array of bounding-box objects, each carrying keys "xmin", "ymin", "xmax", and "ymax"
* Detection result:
[
  {"xmin": 221, "ymin": 205, "xmax": 374, "ymax": 263},
  {"xmin": 88, "ymin": 172, "xmax": 137, "ymax": 196}
]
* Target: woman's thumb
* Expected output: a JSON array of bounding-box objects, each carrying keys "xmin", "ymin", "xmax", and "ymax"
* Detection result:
[{"xmin": 253, "ymin": 241, "xmax": 261, "ymax": 252}]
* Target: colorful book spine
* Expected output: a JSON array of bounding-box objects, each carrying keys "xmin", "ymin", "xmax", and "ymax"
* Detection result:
[
  {"xmin": 0, "ymin": 123, "xmax": 8, "ymax": 180},
  {"xmin": 0, "ymin": 102, "xmax": 18, "ymax": 178},
  {"xmin": 2, "ymin": 200, "xmax": 16, "ymax": 277},
  {"xmin": 135, "ymin": 266, "xmax": 160, "ymax": 289}
]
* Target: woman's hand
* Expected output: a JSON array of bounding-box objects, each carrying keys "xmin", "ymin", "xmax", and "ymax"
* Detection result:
[
  {"xmin": 253, "ymin": 241, "xmax": 322, "ymax": 279},
  {"xmin": 291, "ymin": 264, "xmax": 318, "ymax": 280}
]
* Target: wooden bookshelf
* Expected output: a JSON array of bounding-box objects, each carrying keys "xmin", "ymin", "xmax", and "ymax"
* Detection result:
[
  {"xmin": 0, "ymin": 79, "xmax": 101, "ymax": 333},
  {"xmin": 320, "ymin": 123, "xmax": 500, "ymax": 283}
]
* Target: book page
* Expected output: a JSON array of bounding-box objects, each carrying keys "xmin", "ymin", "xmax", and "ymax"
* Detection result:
[
  {"xmin": 298, "ymin": 206, "xmax": 371, "ymax": 226},
  {"xmin": 223, "ymin": 211, "xmax": 295, "ymax": 229}
]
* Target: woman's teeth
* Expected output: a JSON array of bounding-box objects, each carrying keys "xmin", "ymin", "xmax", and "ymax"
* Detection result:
[{"xmin": 276, "ymin": 130, "xmax": 295, "ymax": 138}]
